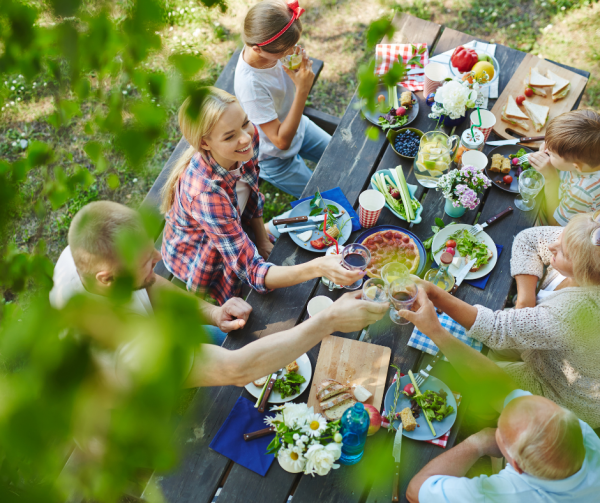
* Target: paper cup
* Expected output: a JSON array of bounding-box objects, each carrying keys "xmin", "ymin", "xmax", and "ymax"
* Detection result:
[
  {"xmin": 461, "ymin": 150, "xmax": 488, "ymax": 171},
  {"xmin": 307, "ymin": 296, "xmax": 334, "ymax": 318},
  {"xmin": 470, "ymin": 109, "xmax": 496, "ymax": 142},
  {"xmin": 359, "ymin": 190, "xmax": 385, "ymax": 228},
  {"xmin": 423, "ymin": 62, "xmax": 447, "ymax": 98}
]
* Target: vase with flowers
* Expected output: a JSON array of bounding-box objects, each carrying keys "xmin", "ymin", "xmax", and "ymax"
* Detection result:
[
  {"xmin": 436, "ymin": 165, "xmax": 491, "ymax": 218},
  {"xmin": 428, "ymin": 79, "xmax": 478, "ymax": 128},
  {"xmin": 266, "ymin": 403, "xmax": 343, "ymax": 476}
]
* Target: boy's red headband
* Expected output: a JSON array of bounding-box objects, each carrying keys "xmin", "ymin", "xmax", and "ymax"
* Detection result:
[{"xmin": 256, "ymin": 0, "xmax": 305, "ymax": 47}]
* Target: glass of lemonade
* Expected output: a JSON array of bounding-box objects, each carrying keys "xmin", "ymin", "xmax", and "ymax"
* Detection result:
[
  {"xmin": 414, "ymin": 131, "xmax": 460, "ymax": 188},
  {"xmin": 281, "ymin": 46, "xmax": 302, "ymax": 71}
]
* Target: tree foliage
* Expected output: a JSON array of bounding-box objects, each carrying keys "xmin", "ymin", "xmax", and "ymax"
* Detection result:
[{"xmin": 0, "ymin": 1, "xmax": 223, "ymax": 501}]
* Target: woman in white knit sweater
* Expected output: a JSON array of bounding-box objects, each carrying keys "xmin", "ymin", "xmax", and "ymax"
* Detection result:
[{"xmin": 412, "ymin": 212, "xmax": 600, "ymax": 428}]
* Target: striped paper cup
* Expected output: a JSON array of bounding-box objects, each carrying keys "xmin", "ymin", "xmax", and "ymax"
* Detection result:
[
  {"xmin": 423, "ymin": 62, "xmax": 447, "ymax": 98},
  {"xmin": 470, "ymin": 109, "xmax": 496, "ymax": 141},
  {"xmin": 359, "ymin": 190, "xmax": 385, "ymax": 228}
]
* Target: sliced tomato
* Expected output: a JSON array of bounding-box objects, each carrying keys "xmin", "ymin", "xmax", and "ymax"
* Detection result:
[{"xmin": 310, "ymin": 237, "xmax": 327, "ymax": 250}]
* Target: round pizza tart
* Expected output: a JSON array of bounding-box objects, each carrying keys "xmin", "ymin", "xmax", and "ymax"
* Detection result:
[{"xmin": 361, "ymin": 230, "xmax": 421, "ymax": 278}]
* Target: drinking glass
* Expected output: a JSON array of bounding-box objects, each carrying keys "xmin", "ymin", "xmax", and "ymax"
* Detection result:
[
  {"xmin": 358, "ymin": 278, "xmax": 388, "ymax": 343},
  {"xmin": 341, "ymin": 243, "xmax": 371, "ymax": 290},
  {"xmin": 515, "ymin": 169, "xmax": 545, "ymax": 211},
  {"xmin": 380, "ymin": 262, "xmax": 409, "ymax": 287},
  {"xmin": 388, "ymin": 278, "xmax": 418, "ymax": 325}
]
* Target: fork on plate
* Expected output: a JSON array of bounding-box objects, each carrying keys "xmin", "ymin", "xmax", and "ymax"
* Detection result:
[
  {"xmin": 468, "ymin": 207, "xmax": 513, "ymax": 237},
  {"xmin": 517, "ymin": 153, "xmax": 530, "ymax": 164},
  {"xmin": 414, "ymin": 352, "xmax": 443, "ymax": 387}
]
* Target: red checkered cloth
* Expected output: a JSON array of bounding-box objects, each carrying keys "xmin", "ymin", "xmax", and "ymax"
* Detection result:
[
  {"xmin": 381, "ymin": 373, "xmax": 462, "ymax": 448},
  {"xmin": 375, "ymin": 44, "xmax": 429, "ymax": 92}
]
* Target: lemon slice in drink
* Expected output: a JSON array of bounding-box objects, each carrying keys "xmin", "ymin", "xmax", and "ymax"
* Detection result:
[
  {"xmin": 288, "ymin": 54, "xmax": 302, "ymax": 70},
  {"xmin": 427, "ymin": 170, "xmax": 444, "ymax": 178},
  {"xmin": 415, "ymin": 161, "xmax": 427, "ymax": 172}
]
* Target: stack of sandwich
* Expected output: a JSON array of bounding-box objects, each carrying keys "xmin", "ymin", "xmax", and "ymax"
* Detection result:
[
  {"xmin": 525, "ymin": 68, "xmax": 571, "ymax": 102},
  {"xmin": 501, "ymin": 93, "xmax": 551, "ymax": 133}
]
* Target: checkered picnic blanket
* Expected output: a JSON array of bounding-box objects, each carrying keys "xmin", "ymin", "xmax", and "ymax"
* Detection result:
[
  {"xmin": 408, "ymin": 312, "xmax": 483, "ymax": 361},
  {"xmin": 381, "ymin": 373, "xmax": 462, "ymax": 448},
  {"xmin": 375, "ymin": 43, "xmax": 429, "ymax": 91},
  {"xmin": 428, "ymin": 40, "xmax": 498, "ymax": 108}
]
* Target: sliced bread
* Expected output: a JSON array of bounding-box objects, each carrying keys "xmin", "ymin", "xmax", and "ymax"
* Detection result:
[
  {"xmin": 320, "ymin": 392, "xmax": 354, "ymax": 411},
  {"xmin": 316, "ymin": 379, "xmax": 350, "ymax": 402},
  {"xmin": 323, "ymin": 397, "xmax": 356, "ymax": 421},
  {"xmin": 253, "ymin": 375, "xmax": 269, "ymax": 387}
]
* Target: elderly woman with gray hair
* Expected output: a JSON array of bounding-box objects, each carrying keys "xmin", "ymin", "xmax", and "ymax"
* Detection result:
[{"xmin": 406, "ymin": 212, "xmax": 600, "ymax": 428}]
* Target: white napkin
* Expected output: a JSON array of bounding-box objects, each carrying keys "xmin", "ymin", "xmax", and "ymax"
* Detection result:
[{"xmin": 429, "ymin": 40, "xmax": 497, "ymax": 109}]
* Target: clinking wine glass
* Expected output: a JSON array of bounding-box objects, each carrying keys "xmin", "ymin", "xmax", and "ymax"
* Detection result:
[
  {"xmin": 515, "ymin": 169, "xmax": 545, "ymax": 211},
  {"xmin": 341, "ymin": 243, "xmax": 371, "ymax": 290},
  {"xmin": 388, "ymin": 278, "xmax": 418, "ymax": 325},
  {"xmin": 358, "ymin": 278, "xmax": 388, "ymax": 342}
]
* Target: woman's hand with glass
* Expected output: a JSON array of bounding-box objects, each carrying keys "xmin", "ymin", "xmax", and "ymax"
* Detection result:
[
  {"xmin": 388, "ymin": 277, "xmax": 418, "ymax": 325},
  {"xmin": 315, "ymin": 255, "xmax": 365, "ymax": 287},
  {"xmin": 358, "ymin": 278, "xmax": 389, "ymax": 342},
  {"xmin": 396, "ymin": 287, "xmax": 444, "ymax": 335}
]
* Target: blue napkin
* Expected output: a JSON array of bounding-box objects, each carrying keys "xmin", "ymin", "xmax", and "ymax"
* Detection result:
[
  {"xmin": 209, "ymin": 396, "xmax": 275, "ymax": 476},
  {"xmin": 464, "ymin": 245, "xmax": 503, "ymax": 289},
  {"xmin": 291, "ymin": 187, "xmax": 361, "ymax": 232},
  {"xmin": 408, "ymin": 312, "xmax": 483, "ymax": 361}
]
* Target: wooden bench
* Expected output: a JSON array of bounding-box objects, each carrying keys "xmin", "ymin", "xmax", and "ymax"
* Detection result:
[{"xmin": 141, "ymin": 50, "xmax": 340, "ymax": 284}]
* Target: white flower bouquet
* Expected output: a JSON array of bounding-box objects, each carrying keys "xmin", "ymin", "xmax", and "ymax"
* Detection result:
[
  {"xmin": 428, "ymin": 79, "xmax": 478, "ymax": 121},
  {"xmin": 266, "ymin": 403, "xmax": 343, "ymax": 476},
  {"xmin": 436, "ymin": 165, "xmax": 491, "ymax": 209}
]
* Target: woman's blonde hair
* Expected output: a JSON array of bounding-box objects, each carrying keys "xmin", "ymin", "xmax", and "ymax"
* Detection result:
[
  {"xmin": 160, "ymin": 87, "xmax": 237, "ymax": 214},
  {"xmin": 243, "ymin": 0, "xmax": 302, "ymax": 54},
  {"xmin": 562, "ymin": 212, "xmax": 600, "ymax": 286}
]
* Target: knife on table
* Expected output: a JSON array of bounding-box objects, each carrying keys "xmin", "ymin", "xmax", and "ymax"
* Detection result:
[
  {"xmin": 392, "ymin": 423, "xmax": 403, "ymax": 503},
  {"xmin": 257, "ymin": 369, "xmax": 284, "ymax": 413},
  {"xmin": 272, "ymin": 211, "xmax": 343, "ymax": 226},
  {"xmin": 244, "ymin": 426, "xmax": 276, "ymax": 441},
  {"xmin": 486, "ymin": 135, "xmax": 544, "ymax": 146}
]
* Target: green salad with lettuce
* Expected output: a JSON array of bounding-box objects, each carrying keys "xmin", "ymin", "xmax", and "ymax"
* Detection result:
[{"xmin": 435, "ymin": 229, "xmax": 491, "ymax": 269}]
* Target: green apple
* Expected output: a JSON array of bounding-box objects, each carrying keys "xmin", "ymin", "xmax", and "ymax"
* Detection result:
[{"xmin": 478, "ymin": 53, "xmax": 493, "ymax": 63}]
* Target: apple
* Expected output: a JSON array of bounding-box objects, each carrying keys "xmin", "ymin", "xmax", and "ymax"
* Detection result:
[
  {"xmin": 477, "ymin": 53, "xmax": 493, "ymax": 63},
  {"xmin": 363, "ymin": 404, "xmax": 382, "ymax": 436}
]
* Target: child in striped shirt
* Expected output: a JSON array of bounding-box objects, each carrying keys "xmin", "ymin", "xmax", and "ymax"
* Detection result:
[{"xmin": 529, "ymin": 110, "xmax": 600, "ymax": 226}]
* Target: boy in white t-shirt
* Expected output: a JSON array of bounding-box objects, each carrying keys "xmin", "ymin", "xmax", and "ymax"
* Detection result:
[{"xmin": 234, "ymin": 0, "xmax": 331, "ymax": 198}]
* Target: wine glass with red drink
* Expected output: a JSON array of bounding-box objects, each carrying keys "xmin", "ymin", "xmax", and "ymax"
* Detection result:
[
  {"xmin": 388, "ymin": 278, "xmax": 418, "ymax": 325},
  {"xmin": 341, "ymin": 243, "xmax": 371, "ymax": 290}
]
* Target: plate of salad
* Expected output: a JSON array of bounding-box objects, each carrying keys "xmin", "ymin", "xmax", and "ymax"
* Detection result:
[
  {"xmin": 370, "ymin": 167, "xmax": 423, "ymax": 224},
  {"xmin": 384, "ymin": 374, "xmax": 457, "ymax": 441},
  {"xmin": 485, "ymin": 145, "xmax": 535, "ymax": 194},
  {"xmin": 284, "ymin": 193, "xmax": 353, "ymax": 253},
  {"xmin": 361, "ymin": 84, "xmax": 419, "ymax": 131},
  {"xmin": 245, "ymin": 353, "xmax": 311, "ymax": 404},
  {"xmin": 431, "ymin": 224, "xmax": 497, "ymax": 280}
]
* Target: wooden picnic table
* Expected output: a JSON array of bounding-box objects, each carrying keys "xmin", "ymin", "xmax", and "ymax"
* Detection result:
[{"xmin": 144, "ymin": 13, "xmax": 590, "ymax": 503}]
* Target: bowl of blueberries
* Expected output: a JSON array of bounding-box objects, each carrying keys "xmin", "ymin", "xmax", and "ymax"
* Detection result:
[{"xmin": 387, "ymin": 128, "xmax": 423, "ymax": 159}]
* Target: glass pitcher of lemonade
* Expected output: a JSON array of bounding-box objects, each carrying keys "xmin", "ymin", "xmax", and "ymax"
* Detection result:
[{"xmin": 414, "ymin": 131, "xmax": 459, "ymax": 188}]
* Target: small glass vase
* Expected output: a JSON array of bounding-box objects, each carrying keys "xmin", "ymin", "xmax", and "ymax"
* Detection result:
[
  {"xmin": 438, "ymin": 113, "xmax": 467, "ymax": 128},
  {"xmin": 444, "ymin": 198, "xmax": 467, "ymax": 218}
]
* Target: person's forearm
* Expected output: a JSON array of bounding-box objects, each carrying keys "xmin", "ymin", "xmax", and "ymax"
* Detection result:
[
  {"xmin": 189, "ymin": 311, "xmax": 335, "ymax": 387},
  {"xmin": 426, "ymin": 326, "xmax": 516, "ymax": 412},
  {"xmin": 544, "ymin": 179, "xmax": 560, "ymax": 226},
  {"xmin": 428, "ymin": 286, "xmax": 478, "ymax": 330},
  {"xmin": 275, "ymin": 90, "xmax": 309, "ymax": 150},
  {"xmin": 515, "ymin": 274, "xmax": 538, "ymax": 308},
  {"xmin": 406, "ymin": 437, "xmax": 481, "ymax": 503},
  {"xmin": 264, "ymin": 260, "xmax": 320, "ymax": 289},
  {"xmin": 250, "ymin": 216, "xmax": 269, "ymax": 243}
]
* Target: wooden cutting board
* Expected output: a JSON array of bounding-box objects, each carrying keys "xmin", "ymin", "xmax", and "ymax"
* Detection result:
[
  {"xmin": 307, "ymin": 335, "xmax": 391, "ymax": 413},
  {"xmin": 490, "ymin": 53, "xmax": 588, "ymax": 146}
]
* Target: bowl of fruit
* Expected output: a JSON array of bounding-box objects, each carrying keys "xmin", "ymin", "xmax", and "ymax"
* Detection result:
[
  {"xmin": 448, "ymin": 46, "xmax": 500, "ymax": 89},
  {"xmin": 387, "ymin": 128, "xmax": 424, "ymax": 159}
]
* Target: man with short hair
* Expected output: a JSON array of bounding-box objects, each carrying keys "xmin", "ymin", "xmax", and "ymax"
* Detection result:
[
  {"xmin": 401, "ymin": 289, "xmax": 600, "ymax": 503},
  {"xmin": 50, "ymin": 201, "xmax": 388, "ymax": 388}
]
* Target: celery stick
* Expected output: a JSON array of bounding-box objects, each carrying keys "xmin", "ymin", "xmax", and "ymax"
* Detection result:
[
  {"xmin": 392, "ymin": 169, "xmax": 412, "ymax": 223},
  {"xmin": 255, "ymin": 373, "xmax": 273, "ymax": 408},
  {"xmin": 408, "ymin": 370, "xmax": 436, "ymax": 436},
  {"xmin": 396, "ymin": 166, "xmax": 416, "ymax": 221},
  {"xmin": 392, "ymin": 85, "xmax": 399, "ymax": 109}
]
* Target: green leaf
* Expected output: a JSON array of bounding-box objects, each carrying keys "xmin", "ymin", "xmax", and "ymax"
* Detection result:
[
  {"xmin": 366, "ymin": 17, "xmax": 395, "ymax": 49},
  {"xmin": 49, "ymin": 0, "xmax": 81, "ymax": 17},
  {"xmin": 435, "ymin": 217, "xmax": 445, "ymax": 228},
  {"xmin": 357, "ymin": 59, "xmax": 379, "ymax": 113},
  {"xmin": 309, "ymin": 207, "xmax": 322, "ymax": 216},
  {"xmin": 418, "ymin": 45, "xmax": 427, "ymax": 55},
  {"xmin": 107, "ymin": 173, "xmax": 120, "ymax": 190},
  {"xmin": 27, "ymin": 141, "xmax": 54, "ymax": 167},
  {"xmin": 169, "ymin": 53, "xmax": 206, "ymax": 80},
  {"xmin": 84, "ymin": 141, "xmax": 102, "ymax": 162}
]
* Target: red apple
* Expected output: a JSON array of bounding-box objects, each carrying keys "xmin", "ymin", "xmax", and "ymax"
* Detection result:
[{"xmin": 363, "ymin": 404, "xmax": 382, "ymax": 436}]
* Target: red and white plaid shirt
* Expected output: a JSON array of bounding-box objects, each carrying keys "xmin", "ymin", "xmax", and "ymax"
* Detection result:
[{"xmin": 162, "ymin": 126, "xmax": 272, "ymax": 305}]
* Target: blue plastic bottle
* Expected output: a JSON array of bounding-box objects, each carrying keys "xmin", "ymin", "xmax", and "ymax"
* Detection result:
[{"xmin": 339, "ymin": 402, "xmax": 370, "ymax": 465}]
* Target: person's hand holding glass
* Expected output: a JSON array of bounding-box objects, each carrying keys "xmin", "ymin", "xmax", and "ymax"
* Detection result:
[
  {"xmin": 358, "ymin": 278, "xmax": 388, "ymax": 342},
  {"xmin": 515, "ymin": 169, "xmax": 545, "ymax": 211},
  {"xmin": 388, "ymin": 277, "xmax": 418, "ymax": 325}
]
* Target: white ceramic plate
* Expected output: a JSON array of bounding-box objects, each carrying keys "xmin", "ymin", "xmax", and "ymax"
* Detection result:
[
  {"xmin": 244, "ymin": 353, "xmax": 312, "ymax": 404},
  {"xmin": 431, "ymin": 224, "xmax": 497, "ymax": 280}
]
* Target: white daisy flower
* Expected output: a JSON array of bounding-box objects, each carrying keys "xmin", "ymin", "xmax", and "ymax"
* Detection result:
[
  {"xmin": 293, "ymin": 433, "xmax": 300, "ymax": 441},
  {"xmin": 277, "ymin": 447, "xmax": 306, "ymax": 473},
  {"xmin": 301, "ymin": 435, "xmax": 309, "ymax": 443},
  {"xmin": 270, "ymin": 404, "xmax": 286, "ymax": 411},
  {"xmin": 282, "ymin": 403, "xmax": 311, "ymax": 429},
  {"xmin": 302, "ymin": 413, "xmax": 327, "ymax": 437}
]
